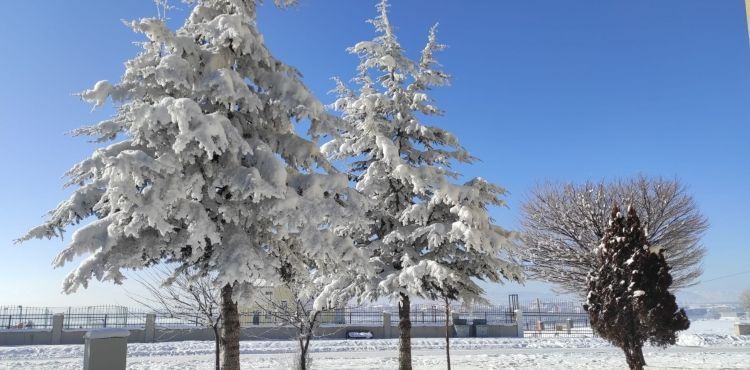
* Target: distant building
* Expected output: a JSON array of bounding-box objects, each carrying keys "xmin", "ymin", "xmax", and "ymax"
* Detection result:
[
  {"xmin": 684, "ymin": 308, "xmax": 708, "ymax": 320},
  {"xmin": 718, "ymin": 310, "xmax": 740, "ymax": 319},
  {"xmin": 239, "ymin": 285, "xmax": 350, "ymax": 325},
  {"xmin": 242, "ymin": 285, "xmax": 296, "ymax": 314},
  {"xmin": 705, "ymin": 306, "xmax": 742, "ymax": 320}
]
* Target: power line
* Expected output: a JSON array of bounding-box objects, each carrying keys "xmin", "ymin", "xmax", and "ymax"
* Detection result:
[{"xmin": 696, "ymin": 268, "xmax": 750, "ymax": 284}]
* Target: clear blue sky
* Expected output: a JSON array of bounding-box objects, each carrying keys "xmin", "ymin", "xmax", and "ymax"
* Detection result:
[{"xmin": 1, "ymin": 0, "xmax": 748, "ymax": 306}]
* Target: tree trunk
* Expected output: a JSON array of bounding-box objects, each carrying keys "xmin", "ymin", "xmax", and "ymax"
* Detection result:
[
  {"xmin": 300, "ymin": 335, "xmax": 308, "ymax": 370},
  {"xmin": 444, "ymin": 300, "xmax": 451, "ymax": 370},
  {"xmin": 623, "ymin": 345, "xmax": 645, "ymax": 370},
  {"xmin": 398, "ymin": 292, "xmax": 412, "ymax": 370},
  {"xmin": 296, "ymin": 337, "xmax": 303, "ymax": 370},
  {"xmin": 220, "ymin": 284, "xmax": 240, "ymax": 370},
  {"xmin": 297, "ymin": 311, "xmax": 318, "ymax": 370},
  {"xmin": 213, "ymin": 324, "xmax": 221, "ymax": 370},
  {"xmin": 296, "ymin": 335, "xmax": 309, "ymax": 370}
]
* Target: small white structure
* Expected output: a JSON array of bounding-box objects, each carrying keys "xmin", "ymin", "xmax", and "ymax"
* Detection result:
[
  {"xmin": 83, "ymin": 328, "xmax": 129, "ymax": 370},
  {"xmin": 736, "ymin": 323, "xmax": 750, "ymax": 336}
]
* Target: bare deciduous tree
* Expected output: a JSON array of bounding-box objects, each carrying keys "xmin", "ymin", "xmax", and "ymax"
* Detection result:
[
  {"xmin": 254, "ymin": 261, "xmax": 329, "ymax": 370},
  {"xmin": 521, "ymin": 175, "xmax": 708, "ymax": 294},
  {"xmin": 421, "ymin": 284, "xmax": 463, "ymax": 370},
  {"xmin": 131, "ymin": 266, "xmax": 222, "ymax": 370},
  {"xmin": 257, "ymin": 290, "xmax": 320, "ymax": 370}
]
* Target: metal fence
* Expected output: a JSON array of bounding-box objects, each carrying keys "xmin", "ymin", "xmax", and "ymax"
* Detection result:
[
  {"xmin": 0, "ymin": 306, "xmax": 56, "ymax": 330},
  {"xmin": 153, "ymin": 312, "xmax": 210, "ymax": 328},
  {"xmin": 1, "ymin": 300, "xmax": 593, "ymax": 337},
  {"xmin": 516, "ymin": 298, "xmax": 594, "ymax": 337},
  {"xmin": 454, "ymin": 304, "xmax": 517, "ymax": 325},
  {"xmin": 520, "ymin": 312, "xmax": 593, "ymax": 337},
  {"xmin": 63, "ymin": 306, "xmax": 152, "ymax": 329},
  {"xmin": 237, "ymin": 308, "xmax": 387, "ymax": 327},
  {"xmin": 319, "ymin": 308, "xmax": 384, "ymax": 326},
  {"xmin": 393, "ymin": 304, "xmax": 449, "ymax": 325},
  {"xmin": 0, "ymin": 306, "xmax": 155, "ymax": 330}
]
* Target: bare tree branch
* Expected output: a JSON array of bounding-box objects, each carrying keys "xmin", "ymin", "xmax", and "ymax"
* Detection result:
[
  {"xmin": 251, "ymin": 237, "xmax": 352, "ymax": 370},
  {"xmin": 520, "ymin": 175, "xmax": 708, "ymax": 295},
  {"xmin": 129, "ymin": 265, "xmax": 222, "ymax": 370}
]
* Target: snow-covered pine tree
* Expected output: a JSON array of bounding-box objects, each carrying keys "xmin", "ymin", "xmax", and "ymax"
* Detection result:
[
  {"xmin": 322, "ymin": 2, "xmax": 523, "ymax": 369},
  {"xmin": 585, "ymin": 206, "xmax": 689, "ymax": 370},
  {"xmin": 16, "ymin": 1, "xmax": 367, "ymax": 369}
]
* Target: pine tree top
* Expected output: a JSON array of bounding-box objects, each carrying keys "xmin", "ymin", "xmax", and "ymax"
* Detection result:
[{"xmin": 321, "ymin": 0, "xmax": 523, "ymax": 305}]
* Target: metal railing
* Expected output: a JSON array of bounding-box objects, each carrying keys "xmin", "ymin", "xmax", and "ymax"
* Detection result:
[
  {"xmin": 0, "ymin": 306, "xmax": 55, "ymax": 330},
  {"xmin": 521, "ymin": 312, "xmax": 593, "ymax": 337},
  {"xmin": 516, "ymin": 299, "xmax": 594, "ymax": 337},
  {"xmin": 1, "ymin": 300, "xmax": 593, "ymax": 337}
]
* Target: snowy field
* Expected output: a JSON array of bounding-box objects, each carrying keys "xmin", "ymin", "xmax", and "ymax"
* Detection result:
[{"xmin": 1, "ymin": 320, "xmax": 748, "ymax": 369}]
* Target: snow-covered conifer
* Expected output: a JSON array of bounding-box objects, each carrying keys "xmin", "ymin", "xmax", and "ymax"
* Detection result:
[
  {"xmin": 322, "ymin": 1, "xmax": 523, "ymax": 369},
  {"xmin": 585, "ymin": 206, "xmax": 689, "ymax": 370},
  {"xmin": 16, "ymin": 1, "xmax": 368, "ymax": 368}
]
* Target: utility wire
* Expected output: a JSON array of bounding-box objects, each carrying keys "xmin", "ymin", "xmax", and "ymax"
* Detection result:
[{"xmin": 696, "ymin": 268, "xmax": 750, "ymax": 284}]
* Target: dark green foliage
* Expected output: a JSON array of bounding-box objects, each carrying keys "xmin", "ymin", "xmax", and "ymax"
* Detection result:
[{"xmin": 585, "ymin": 206, "xmax": 690, "ymax": 370}]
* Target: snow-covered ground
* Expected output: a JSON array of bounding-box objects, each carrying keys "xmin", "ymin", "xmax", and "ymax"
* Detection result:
[{"xmin": 1, "ymin": 319, "xmax": 748, "ymax": 369}]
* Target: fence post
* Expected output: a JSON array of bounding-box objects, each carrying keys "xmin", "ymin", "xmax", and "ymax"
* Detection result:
[
  {"xmin": 83, "ymin": 328, "xmax": 129, "ymax": 370},
  {"xmin": 515, "ymin": 309, "xmax": 524, "ymax": 338},
  {"xmin": 382, "ymin": 312, "xmax": 391, "ymax": 339},
  {"xmin": 51, "ymin": 313, "xmax": 64, "ymax": 345},
  {"xmin": 145, "ymin": 314, "xmax": 156, "ymax": 343},
  {"xmin": 566, "ymin": 318, "xmax": 573, "ymax": 335}
]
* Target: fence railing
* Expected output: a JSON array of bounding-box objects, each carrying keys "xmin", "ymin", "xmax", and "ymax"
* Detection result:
[
  {"xmin": 0, "ymin": 306, "xmax": 55, "ymax": 330},
  {"xmin": 1, "ymin": 300, "xmax": 592, "ymax": 336},
  {"xmin": 512, "ymin": 298, "xmax": 593, "ymax": 337},
  {"xmin": 520, "ymin": 312, "xmax": 593, "ymax": 337}
]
